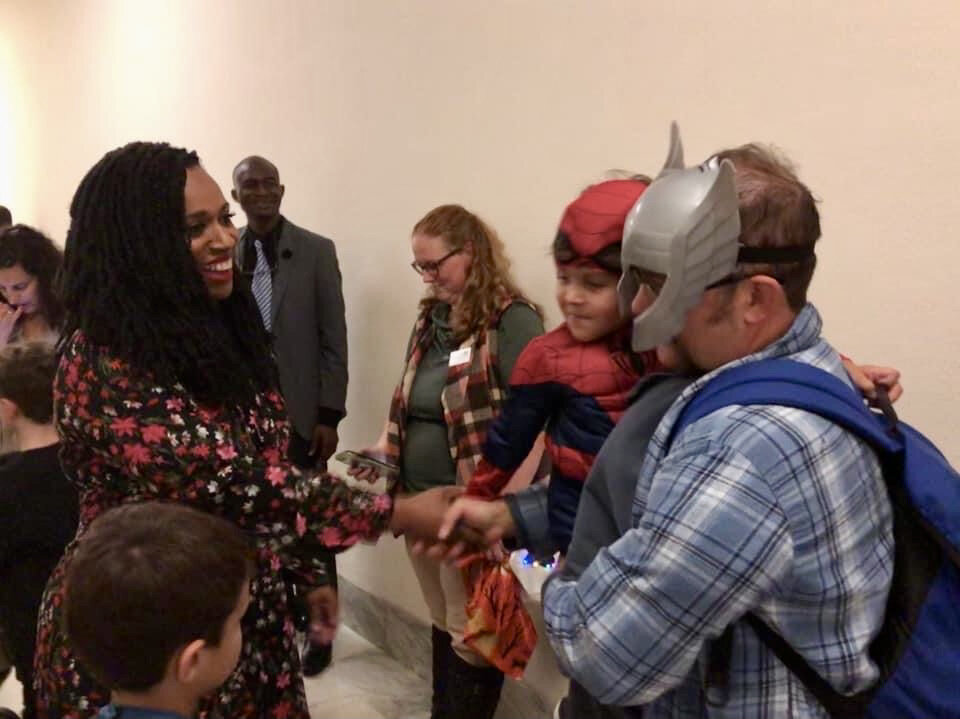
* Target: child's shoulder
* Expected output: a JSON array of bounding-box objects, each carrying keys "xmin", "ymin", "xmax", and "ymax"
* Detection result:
[
  {"xmin": 512, "ymin": 324, "xmax": 628, "ymax": 385},
  {"xmin": 508, "ymin": 325, "xmax": 571, "ymax": 384},
  {"xmin": 515, "ymin": 324, "xmax": 579, "ymax": 362},
  {"xmin": 529, "ymin": 323, "xmax": 579, "ymax": 350}
]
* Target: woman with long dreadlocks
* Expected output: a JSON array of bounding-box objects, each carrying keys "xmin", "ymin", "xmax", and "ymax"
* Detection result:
[{"xmin": 33, "ymin": 142, "xmax": 454, "ymax": 719}]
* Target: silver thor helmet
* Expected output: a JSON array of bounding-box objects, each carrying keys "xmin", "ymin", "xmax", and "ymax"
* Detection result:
[{"xmin": 618, "ymin": 123, "xmax": 742, "ymax": 352}]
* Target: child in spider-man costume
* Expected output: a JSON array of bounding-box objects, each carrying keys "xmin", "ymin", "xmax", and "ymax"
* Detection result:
[
  {"xmin": 461, "ymin": 176, "xmax": 662, "ymax": 676},
  {"xmin": 465, "ymin": 176, "xmax": 659, "ymax": 552}
]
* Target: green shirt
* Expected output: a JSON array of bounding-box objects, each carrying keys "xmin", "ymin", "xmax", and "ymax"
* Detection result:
[{"xmin": 401, "ymin": 303, "xmax": 543, "ymax": 493}]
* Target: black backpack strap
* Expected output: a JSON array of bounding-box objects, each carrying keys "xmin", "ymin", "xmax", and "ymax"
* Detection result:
[
  {"xmin": 744, "ymin": 614, "xmax": 870, "ymax": 719},
  {"xmin": 680, "ymin": 359, "xmax": 896, "ymax": 718},
  {"xmin": 704, "ymin": 625, "xmax": 736, "ymax": 707}
]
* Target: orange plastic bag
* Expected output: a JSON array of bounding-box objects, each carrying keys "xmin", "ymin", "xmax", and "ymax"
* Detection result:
[{"xmin": 462, "ymin": 558, "xmax": 538, "ymax": 679}]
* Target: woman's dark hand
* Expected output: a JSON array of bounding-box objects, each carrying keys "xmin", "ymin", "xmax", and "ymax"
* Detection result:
[{"xmin": 305, "ymin": 585, "xmax": 338, "ymax": 645}]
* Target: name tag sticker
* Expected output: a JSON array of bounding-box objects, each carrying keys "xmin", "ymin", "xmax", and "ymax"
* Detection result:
[{"xmin": 449, "ymin": 347, "xmax": 472, "ymax": 366}]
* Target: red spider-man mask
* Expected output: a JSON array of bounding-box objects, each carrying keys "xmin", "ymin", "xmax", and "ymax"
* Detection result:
[{"xmin": 554, "ymin": 179, "xmax": 649, "ymax": 271}]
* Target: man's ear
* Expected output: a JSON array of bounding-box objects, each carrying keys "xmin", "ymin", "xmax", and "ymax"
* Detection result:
[
  {"xmin": 741, "ymin": 275, "xmax": 786, "ymax": 324},
  {"xmin": 231, "ymin": 189, "xmax": 239, "ymax": 203},
  {"xmin": 278, "ymin": 185, "xmax": 285, "ymax": 201},
  {"xmin": 174, "ymin": 639, "xmax": 207, "ymax": 684}
]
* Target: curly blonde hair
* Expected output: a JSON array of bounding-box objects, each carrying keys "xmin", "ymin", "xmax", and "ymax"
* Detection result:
[{"xmin": 414, "ymin": 205, "xmax": 539, "ymax": 340}]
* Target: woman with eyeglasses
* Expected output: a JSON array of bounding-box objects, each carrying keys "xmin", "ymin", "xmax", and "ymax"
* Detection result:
[{"xmin": 353, "ymin": 204, "xmax": 543, "ymax": 719}]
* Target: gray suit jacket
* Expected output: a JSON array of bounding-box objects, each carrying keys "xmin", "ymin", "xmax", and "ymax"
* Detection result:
[{"xmin": 237, "ymin": 219, "xmax": 348, "ymax": 440}]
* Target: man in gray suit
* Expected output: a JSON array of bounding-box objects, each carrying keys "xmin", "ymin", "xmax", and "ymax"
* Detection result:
[{"xmin": 233, "ymin": 155, "xmax": 347, "ymax": 674}]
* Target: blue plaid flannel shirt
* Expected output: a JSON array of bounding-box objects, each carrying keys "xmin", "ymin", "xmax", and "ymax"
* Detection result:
[{"xmin": 542, "ymin": 305, "xmax": 894, "ymax": 718}]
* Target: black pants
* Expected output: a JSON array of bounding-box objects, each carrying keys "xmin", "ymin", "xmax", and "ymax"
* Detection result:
[
  {"xmin": 287, "ymin": 431, "xmax": 337, "ymax": 607},
  {"xmin": 557, "ymin": 680, "xmax": 643, "ymax": 719}
]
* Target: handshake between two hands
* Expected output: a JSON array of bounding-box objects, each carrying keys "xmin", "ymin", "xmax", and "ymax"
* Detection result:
[
  {"xmin": 393, "ymin": 485, "xmax": 515, "ymax": 563},
  {"xmin": 305, "ymin": 486, "xmax": 519, "ymax": 647},
  {"xmin": 340, "ymin": 450, "xmax": 514, "ymax": 561}
]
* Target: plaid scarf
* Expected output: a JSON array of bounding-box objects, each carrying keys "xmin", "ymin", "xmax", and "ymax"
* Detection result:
[{"xmin": 386, "ymin": 295, "xmax": 525, "ymax": 489}]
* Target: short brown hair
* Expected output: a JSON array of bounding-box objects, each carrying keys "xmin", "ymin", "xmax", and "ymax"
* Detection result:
[
  {"xmin": 64, "ymin": 502, "xmax": 253, "ymax": 691},
  {"xmin": 414, "ymin": 204, "xmax": 540, "ymax": 339},
  {"xmin": 714, "ymin": 144, "xmax": 821, "ymax": 310},
  {"xmin": 0, "ymin": 341, "xmax": 57, "ymax": 423}
]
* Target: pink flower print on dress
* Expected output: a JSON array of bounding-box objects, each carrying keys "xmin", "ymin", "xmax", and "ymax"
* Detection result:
[
  {"xmin": 110, "ymin": 416, "xmax": 137, "ymax": 437},
  {"xmin": 321, "ymin": 526, "xmax": 342, "ymax": 545},
  {"xmin": 122, "ymin": 444, "xmax": 151, "ymax": 465},
  {"xmin": 373, "ymin": 493, "xmax": 393, "ymax": 513},
  {"xmin": 140, "ymin": 424, "xmax": 167, "ymax": 444},
  {"xmin": 266, "ymin": 466, "xmax": 287, "ymax": 487},
  {"xmin": 217, "ymin": 444, "xmax": 238, "ymax": 461}
]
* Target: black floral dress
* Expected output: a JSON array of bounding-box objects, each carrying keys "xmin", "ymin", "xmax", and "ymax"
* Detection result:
[{"xmin": 34, "ymin": 332, "xmax": 392, "ymax": 719}]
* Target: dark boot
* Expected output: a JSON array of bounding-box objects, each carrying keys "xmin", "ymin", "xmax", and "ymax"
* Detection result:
[
  {"xmin": 438, "ymin": 648, "xmax": 505, "ymax": 719},
  {"xmin": 301, "ymin": 637, "xmax": 332, "ymax": 677},
  {"xmin": 431, "ymin": 626, "xmax": 453, "ymax": 719}
]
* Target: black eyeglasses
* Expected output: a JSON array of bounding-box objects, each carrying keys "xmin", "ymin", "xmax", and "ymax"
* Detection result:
[{"xmin": 411, "ymin": 248, "xmax": 461, "ymax": 276}]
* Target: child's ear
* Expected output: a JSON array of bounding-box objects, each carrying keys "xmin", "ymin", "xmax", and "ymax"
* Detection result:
[
  {"xmin": 174, "ymin": 639, "xmax": 207, "ymax": 684},
  {"xmin": 0, "ymin": 397, "xmax": 18, "ymax": 425}
]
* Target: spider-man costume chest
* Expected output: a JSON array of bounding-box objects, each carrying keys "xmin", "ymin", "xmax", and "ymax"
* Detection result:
[{"xmin": 476, "ymin": 324, "xmax": 656, "ymax": 551}]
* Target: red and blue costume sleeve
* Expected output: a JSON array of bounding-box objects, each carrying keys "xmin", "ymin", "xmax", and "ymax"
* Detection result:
[
  {"xmin": 465, "ymin": 335, "xmax": 559, "ymax": 499},
  {"xmin": 465, "ymin": 326, "xmax": 653, "ymax": 548}
]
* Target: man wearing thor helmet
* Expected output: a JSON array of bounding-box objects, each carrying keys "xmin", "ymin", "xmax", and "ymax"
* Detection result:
[{"xmin": 541, "ymin": 128, "xmax": 895, "ymax": 718}]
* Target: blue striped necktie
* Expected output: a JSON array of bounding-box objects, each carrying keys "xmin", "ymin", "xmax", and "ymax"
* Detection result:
[{"xmin": 251, "ymin": 238, "xmax": 272, "ymax": 332}]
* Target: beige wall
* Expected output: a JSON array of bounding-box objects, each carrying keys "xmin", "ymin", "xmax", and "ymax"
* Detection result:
[{"xmin": 3, "ymin": 0, "xmax": 959, "ymax": 617}]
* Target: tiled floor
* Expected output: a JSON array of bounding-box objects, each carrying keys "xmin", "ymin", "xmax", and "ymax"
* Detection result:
[
  {"xmin": 305, "ymin": 625, "xmax": 430, "ymax": 719},
  {"xmin": 0, "ymin": 625, "xmax": 430, "ymax": 719}
]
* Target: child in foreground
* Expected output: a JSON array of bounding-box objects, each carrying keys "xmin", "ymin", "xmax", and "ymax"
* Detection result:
[{"xmin": 63, "ymin": 502, "xmax": 253, "ymax": 719}]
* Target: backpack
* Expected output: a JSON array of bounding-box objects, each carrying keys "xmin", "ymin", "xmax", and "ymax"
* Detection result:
[{"xmin": 668, "ymin": 359, "xmax": 960, "ymax": 719}]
